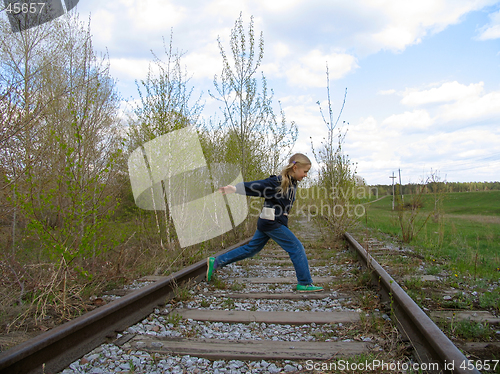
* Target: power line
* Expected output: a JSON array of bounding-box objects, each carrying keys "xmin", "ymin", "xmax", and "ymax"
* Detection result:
[
  {"xmin": 439, "ymin": 159, "xmax": 500, "ymax": 173},
  {"xmin": 430, "ymin": 152, "xmax": 500, "ymax": 173}
]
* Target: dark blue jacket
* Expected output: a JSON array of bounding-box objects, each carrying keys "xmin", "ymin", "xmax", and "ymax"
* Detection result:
[{"xmin": 235, "ymin": 175, "xmax": 297, "ymax": 231}]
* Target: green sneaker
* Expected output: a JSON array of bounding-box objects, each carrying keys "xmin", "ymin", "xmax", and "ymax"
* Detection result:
[
  {"xmin": 206, "ymin": 257, "xmax": 215, "ymax": 282},
  {"xmin": 296, "ymin": 284, "xmax": 324, "ymax": 293}
]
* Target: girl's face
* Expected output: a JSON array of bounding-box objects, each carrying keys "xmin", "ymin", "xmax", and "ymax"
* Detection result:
[{"xmin": 292, "ymin": 164, "xmax": 311, "ymax": 181}]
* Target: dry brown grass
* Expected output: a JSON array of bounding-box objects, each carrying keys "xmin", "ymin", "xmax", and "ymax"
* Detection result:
[
  {"xmin": 0, "ymin": 219, "xmax": 256, "ymax": 351},
  {"xmin": 444, "ymin": 214, "xmax": 500, "ymax": 224}
]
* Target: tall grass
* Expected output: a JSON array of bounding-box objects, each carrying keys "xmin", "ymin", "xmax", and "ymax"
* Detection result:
[{"xmin": 361, "ymin": 191, "xmax": 500, "ymax": 281}]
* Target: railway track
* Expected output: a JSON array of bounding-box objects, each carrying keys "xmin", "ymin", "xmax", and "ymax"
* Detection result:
[
  {"xmin": 0, "ymin": 216, "xmax": 494, "ymax": 373},
  {"xmin": 349, "ymin": 230, "xmax": 500, "ymax": 370}
]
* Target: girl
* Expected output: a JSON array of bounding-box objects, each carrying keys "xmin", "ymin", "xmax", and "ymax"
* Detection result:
[{"xmin": 206, "ymin": 153, "xmax": 323, "ymax": 292}]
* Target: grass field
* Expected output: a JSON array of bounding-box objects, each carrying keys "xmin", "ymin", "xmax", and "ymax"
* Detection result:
[{"xmin": 361, "ymin": 190, "xmax": 500, "ymax": 282}]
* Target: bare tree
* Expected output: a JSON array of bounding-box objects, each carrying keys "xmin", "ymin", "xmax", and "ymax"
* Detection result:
[
  {"xmin": 128, "ymin": 32, "xmax": 202, "ymax": 149},
  {"xmin": 126, "ymin": 32, "xmax": 202, "ymax": 251},
  {"xmin": 312, "ymin": 65, "xmax": 358, "ymax": 238},
  {"xmin": 211, "ymin": 13, "xmax": 297, "ymax": 179}
]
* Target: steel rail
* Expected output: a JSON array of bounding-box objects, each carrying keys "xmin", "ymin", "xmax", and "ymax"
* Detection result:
[
  {"xmin": 345, "ymin": 232, "xmax": 481, "ymax": 374},
  {"xmin": 0, "ymin": 238, "xmax": 250, "ymax": 374}
]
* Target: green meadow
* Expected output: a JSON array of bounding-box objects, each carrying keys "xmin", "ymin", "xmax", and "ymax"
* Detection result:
[{"xmin": 361, "ymin": 190, "xmax": 500, "ymax": 282}]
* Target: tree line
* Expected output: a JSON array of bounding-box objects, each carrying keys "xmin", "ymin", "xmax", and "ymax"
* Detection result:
[{"xmin": 371, "ymin": 181, "xmax": 500, "ymax": 196}]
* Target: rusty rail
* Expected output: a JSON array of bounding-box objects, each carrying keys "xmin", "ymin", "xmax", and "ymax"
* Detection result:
[
  {"xmin": 345, "ymin": 232, "xmax": 481, "ymax": 374},
  {"xmin": 0, "ymin": 238, "xmax": 250, "ymax": 374}
]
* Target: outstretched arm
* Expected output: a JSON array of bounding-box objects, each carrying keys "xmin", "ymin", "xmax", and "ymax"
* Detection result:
[
  {"xmin": 220, "ymin": 177, "xmax": 280, "ymax": 197},
  {"xmin": 218, "ymin": 185, "xmax": 236, "ymax": 195}
]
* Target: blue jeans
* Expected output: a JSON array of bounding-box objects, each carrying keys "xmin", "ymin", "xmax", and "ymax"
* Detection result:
[{"xmin": 216, "ymin": 225, "xmax": 313, "ymax": 285}]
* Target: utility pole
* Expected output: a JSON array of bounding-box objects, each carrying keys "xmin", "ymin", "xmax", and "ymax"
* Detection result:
[
  {"xmin": 390, "ymin": 172, "xmax": 396, "ymax": 210},
  {"xmin": 399, "ymin": 168, "xmax": 403, "ymax": 203}
]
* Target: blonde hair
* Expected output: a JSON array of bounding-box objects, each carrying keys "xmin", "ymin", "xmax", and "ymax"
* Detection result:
[{"xmin": 279, "ymin": 153, "xmax": 311, "ymax": 195}]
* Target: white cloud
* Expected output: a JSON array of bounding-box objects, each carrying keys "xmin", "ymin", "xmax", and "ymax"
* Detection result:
[
  {"xmin": 413, "ymin": 128, "xmax": 500, "ymax": 166},
  {"xmin": 126, "ymin": 0, "xmax": 186, "ymax": 32},
  {"xmin": 256, "ymin": 0, "xmax": 497, "ymax": 57},
  {"xmin": 347, "ymin": 117, "xmax": 398, "ymax": 158},
  {"xmin": 355, "ymin": 0, "xmax": 499, "ymax": 53},
  {"xmin": 285, "ymin": 50, "xmax": 358, "ymax": 88},
  {"xmin": 108, "ymin": 58, "xmax": 151, "ymax": 81},
  {"xmin": 395, "ymin": 81, "xmax": 500, "ymax": 124},
  {"xmin": 401, "ymin": 81, "xmax": 485, "ymax": 106},
  {"xmin": 345, "ymin": 79, "xmax": 500, "ymax": 182},
  {"xmin": 87, "ymin": 0, "xmax": 186, "ymax": 41},
  {"xmin": 439, "ymin": 90, "xmax": 500, "ymax": 122},
  {"xmin": 255, "ymin": 0, "xmax": 302, "ymax": 12},
  {"xmin": 378, "ymin": 89, "xmax": 396, "ymax": 95},
  {"xmin": 280, "ymin": 95, "xmax": 337, "ymax": 151},
  {"xmin": 270, "ymin": 42, "xmax": 291, "ymax": 60},
  {"xmin": 477, "ymin": 9, "xmax": 500, "ymax": 40},
  {"xmin": 382, "ymin": 110, "xmax": 434, "ymax": 131},
  {"xmin": 201, "ymin": 0, "xmax": 254, "ymax": 23},
  {"xmin": 184, "ymin": 42, "xmax": 222, "ymax": 81},
  {"xmin": 371, "ymin": 25, "xmax": 419, "ymax": 52},
  {"xmin": 343, "ymin": 116, "xmax": 404, "ymax": 182},
  {"xmin": 261, "ymin": 62, "xmax": 281, "ymax": 77},
  {"xmin": 281, "ymin": 95, "xmax": 326, "ymax": 138},
  {"xmin": 346, "ymin": 115, "xmax": 500, "ymax": 184},
  {"xmin": 90, "ymin": 9, "xmax": 116, "ymax": 45}
]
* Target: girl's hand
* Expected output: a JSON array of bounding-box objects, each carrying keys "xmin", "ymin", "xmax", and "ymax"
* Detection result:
[{"xmin": 219, "ymin": 185, "xmax": 236, "ymax": 195}]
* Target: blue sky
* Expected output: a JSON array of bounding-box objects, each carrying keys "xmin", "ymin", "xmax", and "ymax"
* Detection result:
[{"xmin": 72, "ymin": 0, "xmax": 500, "ymax": 185}]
